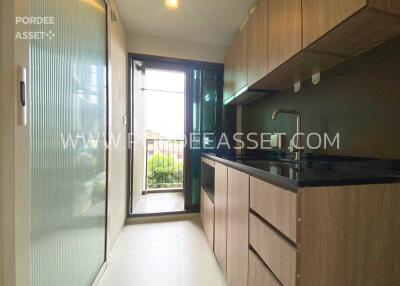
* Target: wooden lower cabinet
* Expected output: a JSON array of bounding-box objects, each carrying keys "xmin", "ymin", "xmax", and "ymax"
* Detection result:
[
  {"xmin": 200, "ymin": 189, "xmax": 214, "ymax": 250},
  {"xmin": 298, "ymin": 184, "xmax": 400, "ymax": 286},
  {"xmin": 250, "ymin": 213, "xmax": 298, "ymax": 286},
  {"xmin": 250, "ymin": 177, "xmax": 299, "ymax": 242},
  {"xmin": 248, "ymin": 250, "xmax": 281, "ymax": 286},
  {"xmin": 248, "ymin": 183, "xmax": 400, "ymax": 286},
  {"xmin": 201, "ymin": 156, "xmax": 400, "ymax": 286},
  {"xmin": 214, "ymin": 163, "xmax": 228, "ymax": 275},
  {"xmin": 226, "ymin": 168, "xmax": 250, "ymax": 286}
]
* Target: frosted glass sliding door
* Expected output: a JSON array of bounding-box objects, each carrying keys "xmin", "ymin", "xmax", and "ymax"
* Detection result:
[{"xmin": 29, "ymin": 0, "xmax": 107, "ymax": 285}]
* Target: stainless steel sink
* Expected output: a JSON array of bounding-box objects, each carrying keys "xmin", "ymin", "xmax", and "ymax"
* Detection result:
[{"xmin": 238, "ymin": 160, "xmax": 303, "ymax": 179}]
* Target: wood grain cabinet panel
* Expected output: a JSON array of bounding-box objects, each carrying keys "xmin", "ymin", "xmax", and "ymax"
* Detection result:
[
  {"xmin": 225, "ymin": 0, "xmax": 400, "ymax": 100},
  {"xmin": 201, "ymin": 157, "xmax": 215, "ymax": 168},
  {"xmin": 223, "ymin": 47, "xmax": 234, "ymax": 103},
  {"xmin": 202, "ymin": 156, "xmax": 400, "ymax": 285},
  {"xmin": 214, "ymin": 163, "xmax": 228, "ymax": 275},
  {"xmin": 299, "ymin": 184, "xmax": 400, "ymax": 286},
  {"xmin": 200, "ymin": 189, "xmax": 214, "ymax": 250},
  {"xmin": 268, "ymin": 0, "xmax": 302, "ymax": 72},
  {"xmin": 369, "ymin": 0, "xmax": 400, "ymax": 15},
  {"xmin": 247, "ymin": 0, "xmax": 268, "ymax": 86},
  {"xmin": 248, "ymin": 250, "xmax": 281, "ymax": 286},
  {"xmin": 227, "ymin": 168, "xmax": 249, "ymax": 286},
  {"xmin": 304, "ymin": 0, "xmax": 400, "ymax": 57},
  {"xmin": 303, "ymin": 0, "xmax": 367, "ymax": 48},
  {"xmin": 250, "ymin": 213, "xmax": 298, "ymax": 286},
  {"xmin": 233, "ymin": 25, "xmax": 248, "ymax": 93},
  {"xmin": 250, "ymin": 177, "xmax": 299, "ymax": 243},
  {"xmin": 223, "ymin": 25, "xmax": 248, "ymax": 102}
]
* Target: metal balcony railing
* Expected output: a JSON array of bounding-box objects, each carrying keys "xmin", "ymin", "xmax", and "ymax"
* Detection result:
[{"xmin": 145, "ymin": 139, "xmax": 184, "ymax": 192}]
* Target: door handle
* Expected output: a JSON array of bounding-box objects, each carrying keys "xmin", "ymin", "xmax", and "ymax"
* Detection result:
[{"xmin": 17, "ymin": 65, "xmax": 27, "ymax": 126}]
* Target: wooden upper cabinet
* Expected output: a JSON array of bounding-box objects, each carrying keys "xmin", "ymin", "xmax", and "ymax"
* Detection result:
[
  {"xmin": 232, "ymin": 25, "xmax": 248, "ymax": 93},
  {"xmin": 247, "ymin": 0, "xmax": 268, "ymax": 86},
  {"xmin": 268, "ymin": 0, "xmax": 302, "ymax": 72},
  {"xmin": 368, "ymin": 0, "xmax": 400, "ymax": 15},
  {"xmin": 303, "ymin": 0, "xmax": 400, "ymax": 57},
  {"xmin": 214, "ymin": 163, "xmax": 228, "ymax": 275},
  {"xmin": 223, "ymin": 24, "xmax": 248, "ymax": 103},
  {"xmin": 303, "ymin": 0, "xmax": 367, "ymax": 48},
  {"xmin": 223, "ymin": 47, "xmax": 234, "ymax": 103}
]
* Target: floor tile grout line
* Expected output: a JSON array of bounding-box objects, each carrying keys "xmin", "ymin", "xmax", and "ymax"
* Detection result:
[
  {"xmin": 100, "ymin": 218, "xmax": 226, "ymax": 286},
  {"xmin": 178, "ymin": 243, "xmax": 184, "ymax": 286},
  {"xmin": 112, "ymin": 242, "xmax": 181, "ymax": 253}
]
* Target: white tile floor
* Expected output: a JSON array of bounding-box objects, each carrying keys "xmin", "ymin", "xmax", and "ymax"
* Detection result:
[
  {"xmin": 132, "ymin": 192, "xmax": 185, "ymax": 214},
  {"xmin": 99, "ymin": 216, "xmax": 227, "ymax": 286}
]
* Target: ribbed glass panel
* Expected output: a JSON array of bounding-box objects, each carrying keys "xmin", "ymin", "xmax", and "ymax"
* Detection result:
[{"xmin": 29, "ymin": 0, "xmax": 107, "ymax": 285}]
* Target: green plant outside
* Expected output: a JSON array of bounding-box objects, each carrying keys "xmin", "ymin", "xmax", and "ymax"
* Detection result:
[{"xmin": 147, "ymin": 152, "xmax": 183, "ymax": 189}]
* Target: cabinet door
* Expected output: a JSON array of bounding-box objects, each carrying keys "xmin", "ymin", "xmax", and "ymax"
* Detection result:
[
  {"xmin": 232, "ymin": 25, "xmax": 248, "ymax": 94},
  {"xmin": 268, "ymin": 0, "xmax": 302, "ymax": 72},
  {"xmin": 214, "ymin": 163, "xmax": 228, "ymax": 275},
  {"xmin": 223, "ymin": 47, "xmax": 234, "ymax": 103},
  {"xmin": 227, "ymin": 168, "xmax": 250, "ymax": 286},
  {"xmin": 369, "ymin": 0, "xmax": 400, "ymax": 15},
  {"xmin": 303, "ymin": 0, "xmax": 367, "ymax": 48},
  {"xmin": 200, "ymin": 189, "xmax": 215, "ymax": 250},
  {"xmin": 248, "ymin": 0, "xmax": 268, "ymax": 86},
  {"xmin": 249, "ymin": 250, "xmax": 281, "ymax": 286}
]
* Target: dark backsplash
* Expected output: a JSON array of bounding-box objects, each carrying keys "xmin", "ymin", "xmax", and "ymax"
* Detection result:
[{"xmin": 242, "ymin": 36, "xmax": 400, "ymax": 160}]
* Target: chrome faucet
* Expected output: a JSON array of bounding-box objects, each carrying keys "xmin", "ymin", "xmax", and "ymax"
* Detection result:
[{"xmin": 272, "ymin": 109, "xmax": 303, "ymax": 161}]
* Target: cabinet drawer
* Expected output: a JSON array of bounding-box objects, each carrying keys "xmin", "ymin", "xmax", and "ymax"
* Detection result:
[
  {"xmin": 250, "ymin": 177, "xmax": 299, "ymax": 242},
  {"xmin": 201, "ymin": 189, "xmax": 214, "ymax": 250},
  {"xmin": 250, "ymin": 213, "xmax": 298, "ymax": 286},
  {"xmin": 248, "ymin": 250, "xmax": 281, "ymax": 286}
]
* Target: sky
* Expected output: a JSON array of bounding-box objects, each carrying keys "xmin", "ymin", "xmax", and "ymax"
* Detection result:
[{"xmin": 144, "ymin": 69, "xmax": 185, "ymax": 139}]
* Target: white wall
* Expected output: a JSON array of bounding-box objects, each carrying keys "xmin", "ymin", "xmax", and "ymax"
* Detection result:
[
  {"xmin": 127, "ymin": 33, "xmax": 227, "ymax": 63},
  {"xmin": 107, "ymin": 0, "xmax": 128, "ymax": 254}
]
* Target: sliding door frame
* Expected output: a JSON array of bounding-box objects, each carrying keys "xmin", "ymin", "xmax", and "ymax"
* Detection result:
[
  {"xmin": 94, "ymin": 0, "xmax": 110, "ymax": 284},
  {"xmin": 127, "ymin": 53, "xmax": 223, "ymax": 217},
  {"xmin": 1, "ymin": 0, "xmax": 31, "ymax": 285},
  {"xmin": 1, "ymin": 0, "xmax": 110, "ymax": 285}
]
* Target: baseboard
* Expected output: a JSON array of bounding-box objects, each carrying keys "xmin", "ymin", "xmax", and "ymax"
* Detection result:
[
  {"xmin": 126, "ymin": 212, "xmax": 200, "ymax": 224},
  {"xmin": 91, "ymin": 261, "xmax": 107, "ymax": 286},
  {"xmin": 142, "ymin": 189, "xmax": 184, "ymax": 195}
]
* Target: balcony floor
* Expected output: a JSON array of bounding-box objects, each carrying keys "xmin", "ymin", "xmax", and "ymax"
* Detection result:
[{"xmin": 132, "ymin": 192, "xmax": 185, "ymax": 215}]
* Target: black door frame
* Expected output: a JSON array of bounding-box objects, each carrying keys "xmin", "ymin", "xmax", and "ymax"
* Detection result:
[{"xmin": 127, "ymin": 53, "xmax": 223, "ymax": 217}]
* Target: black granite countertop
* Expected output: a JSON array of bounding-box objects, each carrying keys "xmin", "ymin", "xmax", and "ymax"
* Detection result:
[{"xmin": 202, "ymin": 152, "xmax": 400, "ymax": 192}]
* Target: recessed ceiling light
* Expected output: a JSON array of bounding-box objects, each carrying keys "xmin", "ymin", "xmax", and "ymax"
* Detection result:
[{"xmin": 165, "ymin": 0, "xmax": 178, "ymax": 10}]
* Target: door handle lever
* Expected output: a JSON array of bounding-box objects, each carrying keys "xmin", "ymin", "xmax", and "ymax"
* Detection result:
[{"xmin": 17, "ymin": 65, "xmax": 27, "ymax": 126}]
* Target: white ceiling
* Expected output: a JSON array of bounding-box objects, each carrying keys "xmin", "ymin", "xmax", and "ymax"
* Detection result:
[{"xmin": 115, "ymin": 0, "xmax": 257, "ymax": 47}]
